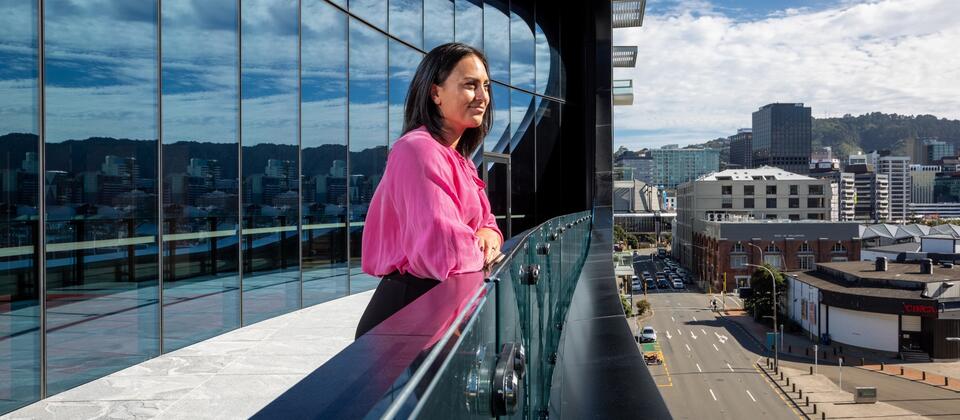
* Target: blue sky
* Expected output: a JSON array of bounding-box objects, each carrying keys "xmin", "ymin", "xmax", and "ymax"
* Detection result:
[{"xmin": 614, "ymin": 0, "xmax": 960, "ymax": 151}]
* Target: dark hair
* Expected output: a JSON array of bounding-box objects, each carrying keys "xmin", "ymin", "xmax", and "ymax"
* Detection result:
[{"xmin": 403, "ymin": 43, "xmax": 493, "ymax": 158}]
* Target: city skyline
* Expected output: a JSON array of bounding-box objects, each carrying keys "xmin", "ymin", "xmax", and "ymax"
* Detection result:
[{"xmin": 613, "ymin": 0, "xmax": 960, "ymax": 150}]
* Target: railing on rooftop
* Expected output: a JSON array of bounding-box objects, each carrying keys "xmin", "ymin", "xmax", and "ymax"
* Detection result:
[{"xmin": 254, "ymin": 211, "xmax": 593, "ymax": 419}]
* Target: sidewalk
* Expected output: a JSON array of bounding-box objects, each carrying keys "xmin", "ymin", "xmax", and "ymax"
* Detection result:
[
  {"xmin": 722, "ymin": 310, "xmax": 960, "ymax": 394},
  {"xmin": 759, "ymin": 363, "xmax": 929, "ymax": 420}
]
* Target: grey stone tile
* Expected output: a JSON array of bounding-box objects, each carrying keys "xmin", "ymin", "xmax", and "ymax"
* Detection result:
[
  {"xmin": 3, "ymin": 400, "xmax": 172, "ymax": 420},
  {"xmin": 246, "ymin": 337, "xmax": 353, "ymax": 356},
  {"xmin": 112, "ymin": 355, "xmax": 238, "ymax": 377},
  {"xmin": 44, "ymin": 375, "xmax": 210, "ymax": 402},
  {"xmin": 217, "ymin": 354, "xmax": 329, "ymax": 375}
]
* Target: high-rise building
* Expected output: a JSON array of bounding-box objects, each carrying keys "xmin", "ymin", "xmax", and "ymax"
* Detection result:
[
  {"xmin": 728, "ymin": 128, "xmax": 753, "ymax": 168},
  {"xmin": 847, "ymin": 164, "xmax": 890, "ymax": 222},
  {"xmin": 934, "ymin": 173, "xmax": 960, "ymax": 203},
  {"xmin": 650, "ymin": 147, "xmax": 720, "ymax": 189},
  {"xmin": 809, "ymin": 167, "xmax": 856, "ymax": 221},
  {"xmin": 915, "ymin": 138, "xmax": 956, "ymax": 164},
  {"xmin": 877, "ymin": 156, "xmax": 910, "ymax": 222},
  {"xmin": 751, "ymin": 103, "xmax": 812, "ymax": 174},
  {"xmin": 810, "ymin": 146, "xmax": 832, "ymax": 161},
  {"xmin": 910, "ymin": 164, "xmax": 940, "ymax": 204}
]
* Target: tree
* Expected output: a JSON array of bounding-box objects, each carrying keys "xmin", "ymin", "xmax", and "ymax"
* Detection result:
[
  {"xmin": 620, "ymin": 294, "xmax": 634, "ymax": 317},
  {"xmin": 743, "ymin": 264, "xmax": 787, "ymax": 322},
  {"xmin": 635, "ymin": 299, "xmax": 650, "ymax": 316}
]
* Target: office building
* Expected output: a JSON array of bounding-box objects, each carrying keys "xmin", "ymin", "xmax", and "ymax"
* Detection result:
[
  {"xmin": 915, "ymin": 138, "xmax": 956, "ymax": 165},
  {"xmin": 0, "ymin": 1, "xmax": 658, "ymax": 416},
  {"xmin": 728, "ymin": 128, "xmax": 753, "ymax": 168},
  {"xmin": 751, "ymin": 103, "xmax": 812, "ymax": 174},
  {"xmin": 934, "ymin": 172, "xmax": 960, "ymax": 203},
  {"xmin": 674, "ymin": 166, "xmax": 832, "ymax": 268},
  {"xmin": 811, "ymin": 146, "xmax": 833, "ymax": 161},
  {"xmin": 617, "ymin": 157, "xmax": 655, "ymax": 184},
  {"xmin": 651, "ymin": 147, "xmax": 721, "ymax": 188},
  {"xmin": 846, "ymin": 164, "xmax": 890, "ymax": 222},
  {"xmin": 910, "ymin": 164, "xmax": 940, "ymax": 204},
  {"xmin": 809, "ymin": 168, "xmax": 856, "ymax": 221},
  {"xmin": 877, "ymin": 156, "xmax": 911, "ymax": 222}
]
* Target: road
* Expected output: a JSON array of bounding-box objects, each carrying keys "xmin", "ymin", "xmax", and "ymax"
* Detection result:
[{"xmin": 633, "ymin": 255, "xmax": 799, "ymax": 420}]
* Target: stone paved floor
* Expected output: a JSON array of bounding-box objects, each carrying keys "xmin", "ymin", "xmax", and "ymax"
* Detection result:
[{"xmin": 2, "ymin": 291, "xmax": 373, "ymax": 420}]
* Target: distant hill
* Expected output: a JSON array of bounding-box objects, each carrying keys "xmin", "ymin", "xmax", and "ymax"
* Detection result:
[{"xmin": 813, "ymin": 112, "xmax": 960, "ymax": 158}]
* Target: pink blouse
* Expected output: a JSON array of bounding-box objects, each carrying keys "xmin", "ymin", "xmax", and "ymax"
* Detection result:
[{"xmin": 361, "ymin": 126, "xmax": 503, "ymax": 281}]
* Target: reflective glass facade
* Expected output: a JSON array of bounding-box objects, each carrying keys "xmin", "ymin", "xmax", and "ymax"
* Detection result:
[{"xmin": 0, "ymin": 0, "xmax": 565, "ymax": 412}]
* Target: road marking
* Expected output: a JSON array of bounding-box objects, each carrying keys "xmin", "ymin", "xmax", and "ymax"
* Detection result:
[
  {"xmin": 753, "ymin": 357, "xmax": 805, "ymax": 420},
  {"xmin": 690, "ymin": 331, "xmax": 698, "ymax": 340},
  {"xmin": 665, "ymin": 330, "xmax": 672, "ymax": 339},
  {"xmin": 685, "ymin": 344, "xmax": 692, "ymax": 352},
  {"xmin": 746, "ymin": 390, "xmax": 756, "ymax": 402},
  {"xmin": 692, "ymin": 315, "xmax": 698, "ymax": 321},
  {"xmin": 677, "ymin": 302, "xmax": 682, "ymax": 306},
  {"xmin": 727, "ymin": 363, "xmax": 734, "ymax": 372},
  {"xmin": 701, "ymin": 328, "xmax": 707, "ymax": 335},
  {"xmin": 709, "ymin": 389, "xmax": 717, "ymax": 401},
  {"xmin": 677, "ymin": 329, "xmax": 683, "ymax": 336},
  {"xmin": 713, "ymin": 343, "xmax": 719, "ymax": 352},
  {"xmin": 696, "ymin": 363, "xmax": 702, "ymax": 373},
  {"xmin": 671, "ymin": 316, "xmax": 675, "ymax": 322},
  {"xmin": 714, "ymin": 331, "xmax": 729, "ymax": 344}
]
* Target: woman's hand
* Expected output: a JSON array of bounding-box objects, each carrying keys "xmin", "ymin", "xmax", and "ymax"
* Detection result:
[{"xmin": 476, "ymin": 228, "xmax": 502, "ymax": 266}]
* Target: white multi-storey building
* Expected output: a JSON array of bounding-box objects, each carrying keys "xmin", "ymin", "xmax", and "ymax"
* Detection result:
[
  {"xmin": 878, "ymin": 156, "xmax": 910, "ymax": 222},
  {"xmin": 910, "ymin": 164, "xmax": 940, "ymax": 204}
]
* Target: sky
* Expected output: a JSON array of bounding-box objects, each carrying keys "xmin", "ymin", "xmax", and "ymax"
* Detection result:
[{"xmin": 613, "ymin": 0, "xmax": 960, "ymax": 151}]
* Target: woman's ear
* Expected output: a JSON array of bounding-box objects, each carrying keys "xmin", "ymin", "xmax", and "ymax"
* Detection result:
[{"xmin": 431, "ymin": 84, "xmax": 441, "ymax": 106}]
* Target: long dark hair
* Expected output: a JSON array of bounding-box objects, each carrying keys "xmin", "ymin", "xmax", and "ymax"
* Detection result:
[{"xmin": 403, "ymin": 43, "xmax": 493, "ymax": 158}]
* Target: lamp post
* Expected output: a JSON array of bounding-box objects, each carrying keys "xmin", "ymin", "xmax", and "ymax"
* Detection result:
[{"xmin": 746, "ymin": 262, "xmax": 779, "ymax": 372}]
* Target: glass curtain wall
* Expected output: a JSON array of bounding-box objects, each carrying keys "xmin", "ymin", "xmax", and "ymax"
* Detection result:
[
  {"xmin": 43, "ymin": 0, "xmax": 161, "ymax": 394},
  {"xmin": 0, "ymin": 0, "xmax": 566, "ymax": 412},
  {"xmin": 161, "ymin": 0, "xmax": 242, "ymax": 352},
  {"xmin": 0, "ymin": 0, "xmax": 40, "ymax": 412},
  {"xmin": 240, "ymin": 0, "xmax": 301, "ymax": 324},
  {"xmin": 302, "ymin": 0, "xmax": 349, "ymax": 306}
]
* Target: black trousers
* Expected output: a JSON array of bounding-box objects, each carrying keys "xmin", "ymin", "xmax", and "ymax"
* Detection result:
[{"xmin": 355, "ymin": 272, "xmax": 441, "ymax": 339}]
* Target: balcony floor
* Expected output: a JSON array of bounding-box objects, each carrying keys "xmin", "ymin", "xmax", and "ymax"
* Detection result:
[{"xmin": 3, "ymin": 291, "xmax": 373, "ymax": 420}]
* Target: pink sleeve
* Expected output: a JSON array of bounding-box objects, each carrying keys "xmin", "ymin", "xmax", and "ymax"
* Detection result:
[{"xmin": 392, "ymin": 141, "xmax": 485, "ymax": 280}]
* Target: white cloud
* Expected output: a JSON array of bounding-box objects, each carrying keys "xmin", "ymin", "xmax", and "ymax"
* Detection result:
[{"xmin": 613, "ymin": 0, "xmax": 960, "ymax": 150}]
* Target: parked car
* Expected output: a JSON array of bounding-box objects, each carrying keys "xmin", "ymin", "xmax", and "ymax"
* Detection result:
[
  {"xmin": 658, "ymin": 279, "xmax": 671, "ymax": 289},
  {"xmin": 672, "ymin": 279, "xmax": 685, "ymax": 289},
  {"xmin": 639, "ymin": 326, "xmax": 657, "ymax": 343},
  {"xmin": 645, "ymin": 279, "xmax": 657, "ymax": 289}
]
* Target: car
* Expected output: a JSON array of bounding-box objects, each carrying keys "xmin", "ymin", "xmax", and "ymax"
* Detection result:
[
  {"xmin": 632, "ymin": 283, "xmax": 644, "ymax": 293},
  {"xmin": 645, "ymin": 279, "xmax": 657, "ymax": 289},
  {"xmin": 631, "ymin": 275, "xmax": 640, "ymax": 283},
  {"xmin": 672, "ymin": 280, "xmax": 685, "ymax": 289},
  {"xmin": 642, "ymin": 271, "xmax": 651, "ymax": 277},
  {"xmin": 639, "ymin": 326, "xmax": 657, "ymax": 342},
  {"xmin": 658, "ymin": 279, "xmax": 671, "ymax": 289}
]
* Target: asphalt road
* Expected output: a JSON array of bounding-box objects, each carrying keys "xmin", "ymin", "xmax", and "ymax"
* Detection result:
[{"xmin": 635, "ymin": 258, "xmax": 800, "ymax": 420}]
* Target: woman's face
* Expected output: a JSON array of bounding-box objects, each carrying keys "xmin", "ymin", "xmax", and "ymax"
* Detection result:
[{"xmin": 432, "ymin": 54, "xmax": 490, "ymax": 135}]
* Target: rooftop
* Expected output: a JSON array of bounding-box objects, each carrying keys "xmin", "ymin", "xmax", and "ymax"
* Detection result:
[
  {"xmin": 792, "ymin": 270, "xmax": 925, "ymax": 300},
  {"xmin": 819, "ymin": 260, "xmax": 960, "ymax": 284},
  {"xmin": 697, "ymin": 166, "xmax": 814, "ymax": 181}
]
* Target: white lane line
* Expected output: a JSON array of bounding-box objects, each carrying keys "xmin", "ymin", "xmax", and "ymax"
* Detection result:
[
  {"xmin": 746, "ymin": 390, "xmax": 757, "ymax": 402},
  {"xmin": 692, "ymin": 315, "xmax": 698, "ymax": 321},
  {"xmin": 685, "ymin": 344, "xmax": 692, "ymax": 352},
  {"xmin": 696, "ymin": 363, "xmax": 702, "ymax": 373},
  {"xmin": 701, "ymin": 328, "xmax": 707, "ymax": 335},
  {"xmin": 671, "ymin": 316, "xmax": 676, "ymax": 322},
  {"xmin": 709, "ymin": 389, "xmax": 718, "ymax": 401},
  {"xmin": 677, "ymin": 329, "xmax": 683, "ymax": 336},
  {"xmin": 713, "ymin": 343, "xmax": 719, "ymax": 352},
  {"xmin": 726, "ymin": 363, "xmax": 734, "ymax": 372},
  {"xmin": 676, "ymin": 302, "xmax": 682, "ymax": 306},
  {"xmin": 690, "ymin": 331, "xmax": 698, "ymax": 340},
  {"xmin": 665, "ymin": 330, "xmax": 672, "ymax": 339}
]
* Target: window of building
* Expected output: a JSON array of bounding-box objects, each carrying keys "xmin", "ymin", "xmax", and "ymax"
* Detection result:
[
  {"xmin": 722, "ymin": 185, "xmax": 732, "ymax": 195},
  {"xmin": 736, "ymin": 275, "xmax": 751, "ymax": 288},
  {"xmin": 832, "ymin": 242, "xmax": 847, "ymax": 253},
  {"xmin": 721, "ymin": 198, "xmax": 733, "ymax": 209},
  {"xmin": 766, "ymin": 243, "xmax": 781, "ymax": 253},
  {"xmin": 744, "ymin": 185, "xmax": 754, "ymax": 195},
  {"xmin": 789, "ymin": 214, "xmax": 800, "ymax": 220},
  {"xmin": 730, "ymin": 254, "xmax": 747, "ymax": 268},
  {"xmin": 732, "ymin": 242, "xmax": 745, "ymax": 253},
  {"xmin": 765, "ymin": 214, "xmax": 778, "ymax": 220},
  {"xmin": 766, "ymin": 185, "xmax": 777, "ymax": 194},
  {"xmin": 809, "ymin": 184, "xmax": 823, "ymax": 195},
  {"xmin": 766, "ymin": 198, "xmax": 777, "ymax": 208},
  {"xmin": 789, "ymin": 185, "xmax": 798, "ymax": 195},
  {"xmin": 799, "ymin": 242, "xmax": 811, "ymax": 253},
  {"xmin": 799, "ymin": 255, "xmax": 815, "ymax": 270},
  {"xmin": 743, "ymin": 198, "xmax": 754, "ymax": 208},
  {"xmin": 807, "ymin": 213, "xmax": 823, "ymax": 220},
  {"xmin": 763, "ymin": 254, "xmax": 782, "ymax": 268},
  {"xmin": 789, "ymin": 198, "xmax": 799, "ymax": 208},
  {"xmin": 807, "ymin": 197, "xmax": 823, "ymax": 208},
  {"xmin": 831, "ymin": 257, "xmax": 848, "ymax": 262}
]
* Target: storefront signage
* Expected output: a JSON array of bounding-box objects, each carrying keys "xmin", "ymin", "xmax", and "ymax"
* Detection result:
[{"xmin": 903, "ymin": 303, "xmax": 936, "ymax": 314}]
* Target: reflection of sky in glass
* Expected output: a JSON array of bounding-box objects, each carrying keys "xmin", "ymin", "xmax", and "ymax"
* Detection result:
[
  {"xmin": 485, "ymin": 84, "xmax": 510, "ymax": 154},
  {"xmin": 389, "ymin": 0, "xmax": 422, "ymax": 48},
  {"xmin": 44, "ymin": 0, "xmax": 158, "ymax": 142},
  {"xmin": 0, "ymin": 1, "xmax": 37, "ymax": 136},
  {"xmin": 535, "ymin": 24, "xmax": 550, "ymax": 96},
  {"xmin": 455, "ymin": 0, "xmax": 483, "ymax": 50},
  {"xmin": 241, "ymin": 0, "xmax": 298, "ymax": 147},
  {"xmin": 303, "ymin": 0, "xmax": 347, "ymax": 150},
  {"xmin": 510, "ymin": 89, "xmax": 534, "ymax": 152},
  {"xmin": 510, "ymin": 8, "xmax": 535, "ymax": 91},
  {"xmin": 162, "ymin": 0, "xmax": 237, "ymax": 144},
  {"xmin": 350, "ymin": 19, "xmax": 388, "ymax": 152},
  {"xmin": 424, "ymin": 0, "xmax": 454, "ymax": 50},
  {"xmin": 483, "ymin": 0, "xmax": 509, "ymax": 83},
  {"xmin": 350, "ymin": 0, "xmax": 387, "ymax": 31},
  {"xmin": 389, "ymin": 41, "xmax": 423, "ymax": 142}
]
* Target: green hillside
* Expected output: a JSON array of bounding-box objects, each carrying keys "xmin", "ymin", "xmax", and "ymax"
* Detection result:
[{"xmin": 813, "ymin": 112, "xmax": 960, "ymax": 158}]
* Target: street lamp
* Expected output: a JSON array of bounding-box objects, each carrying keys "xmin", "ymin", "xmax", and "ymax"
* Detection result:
[
  {"xmin": 746, "ymin": 241, "xmax": 764, "ymax": 266},
  {"xmin": 746, "ymin": 262, "xmax": 779, "ymax": 372}
]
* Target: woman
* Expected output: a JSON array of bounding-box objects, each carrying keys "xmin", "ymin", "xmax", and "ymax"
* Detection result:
[{"xmin": 355, "ymin": 43, "xmax": 503, "ymax": 338}]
